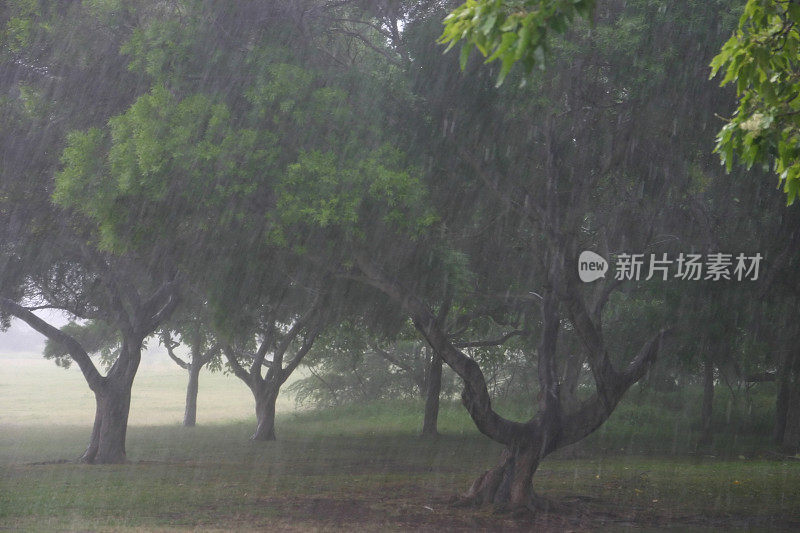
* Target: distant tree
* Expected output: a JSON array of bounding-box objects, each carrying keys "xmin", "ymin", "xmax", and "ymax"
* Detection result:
[
  {"xmin": 160, "ymin": 304, "xmax": 221, "ymax": 427},
  {"xmin": 290, "ymin": 320, "xmax": 471, "ymax": 437},
  {"xmin": 291, "ymin": 322, "xmax": 433, "ymax": 406},
  {"xmin": 662, "ymin": 145, "xmax": 800, "ymax": 449},
  {"xmin": 222, "ymin": 289, "xmax": 324, "ymax": 441}
]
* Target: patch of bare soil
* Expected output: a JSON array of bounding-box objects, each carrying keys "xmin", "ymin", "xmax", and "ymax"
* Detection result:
[
  {"xmin": 515, "ymin": 494, "xmax": 800, "ymax": 532},
  {"xmin": 218, "ymin": 491, "xmax": 800, "ymax": 532},
  {"xmin": 24, "ymin": 459, "xmax": 71, "ymax": 465}
]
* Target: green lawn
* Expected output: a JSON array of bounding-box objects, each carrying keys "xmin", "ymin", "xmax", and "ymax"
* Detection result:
[
  {"xmin": 1, "ymin": 421, "xmax": 799, "ymax": 531},
  {"xmin": 1, "ymin": 357, "xmax": 799, "ymax": 531}
]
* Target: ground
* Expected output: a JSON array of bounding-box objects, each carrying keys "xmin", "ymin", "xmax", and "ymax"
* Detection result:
[
  {"xmin": 1, "ymin": 356, "xmax": 799, "ymax": 530},
  {"xmin": 2, "ymin": 425, "xmax": 799, "ymax": 531}
]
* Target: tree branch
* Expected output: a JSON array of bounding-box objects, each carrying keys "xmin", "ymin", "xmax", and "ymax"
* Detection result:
[
  {"xmin": 452, "ymin": 329, "xmax": 527, "ymax": 349},
  {"xmin": 352, "ymin": 255, "xmax": 533, "ymax": 446},
  {"xmin": 223, "ymin": 345, "xmax": 251, "ymax": 384},
  {"xmin": 326, "ymin": 28, "xmax": 404, "ymax": 67},
  {"xmin": 372, "ymin": 344, "xmax": 418, "ymax": 376},
  {"xmin": 281, "ymin": 328, "xmax": 320, "ymax": 382},
  {"xmin": 139, "ymin": 279, "xmax": 180, "ymax": 335},
  {"xmin": 0, "ymin": 298, "xmax": 105, "ymax": 392},
  {"xmin": 200, "ymin": 343, "xmax": 221, "ymax": 366},
  {"xmin": 160, "ymin": 331, "xmax": 189, "ymax": 370},
  {"xmin": 250, "ymin": 336, "xmax": 272, "ymax": 376}
]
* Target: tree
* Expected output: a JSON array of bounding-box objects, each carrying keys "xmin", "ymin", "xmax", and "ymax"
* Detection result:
[
  {"xmin": 292, "ymin": 322, "xmax": 432, "ymax": 405},
  {"xmin": 160, "ymin": 304, "xmax": 221, "ymax": 427},
  {"xmin": 664, "ymin": 148, "xmax": 800, "ymax": 449},
  {"xmin": 223, "ymin": 295, "xmax": 323, "ymax": 441},
  {"xmin": 0, "ymin": 1, "xmax": 180, "ymax": 463},
  {"xmin": 290, "ymin": 320, "xmax": 467, "ymax": 437},
  {"xmin": 443, "ymin": 0, "xmax": 800, "ymax": 204},
  {"xmin": 270, "ymin": 0, "xmax": 768, "ymax": 510},
  {"xmin": 710, "ymin": 0, "xmax": 800, "ymax": 204},
  {"xmin": 0, "ymin": 251, "xmax": 179, "ymax": 463},
  {"xmin": 440, "ymin": 0, "xmax": 596, "ymax": 84},
  {"xmin": 49, "ymin": 1, "xmax": 423, "ymax": 443}
]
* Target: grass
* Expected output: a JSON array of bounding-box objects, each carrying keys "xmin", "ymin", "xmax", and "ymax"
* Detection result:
[
  {"xmin": 1, "ymin": 356, "xmax": 798, "ymax": 530},
  {"xmin": 1, "ymin": 420, "xmax": 799, "ymax": 531}
]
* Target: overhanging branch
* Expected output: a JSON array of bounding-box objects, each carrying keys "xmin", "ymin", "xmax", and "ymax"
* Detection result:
[{"xmin": 0, "ymin": 297, "xmax": 105, "ymax": 392}]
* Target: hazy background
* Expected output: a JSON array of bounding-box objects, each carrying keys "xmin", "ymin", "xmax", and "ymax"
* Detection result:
[
  {"xmin": 1, "ymin": 313, "xmax": 66, "ymax": 357},
  {"xmin": 0, "ymin": 313, "xmax": 285, "ymax": 426}
]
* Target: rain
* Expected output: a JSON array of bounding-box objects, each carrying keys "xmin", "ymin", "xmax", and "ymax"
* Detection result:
[{"xmin": 1, "ymin": 1, "xmax": 799, "ymax": 530}]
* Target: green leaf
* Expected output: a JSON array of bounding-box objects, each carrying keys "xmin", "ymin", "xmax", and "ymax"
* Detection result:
[{"xmin": 460, "ymin": 44, "xmax": 471, "ymax": 69}]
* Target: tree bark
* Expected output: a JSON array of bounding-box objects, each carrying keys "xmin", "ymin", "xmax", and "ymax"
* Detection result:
[
  {"xmin": 778, "ymin": 347, "xmax": 800, "ymax": 452},
  {"xmin": 774, "ymin": 347, "xmax": 797, "ymax": 445},
  {"xmin": 775, "ymin": 383, "xmax": 789, "ymax": 445},
  {"xmin": 80, "ymin": 385, "xmax": 132, "ymax": 464},
  {"xmin": 79, "ymin": 337, "xmax": 142, "ymax": 464},
  {"xmin": 184, "ymin": 362, "xmax": 201, "ymax": 427},
  {"xmin": 783, "ymin": 387, "xmax": 800, "ymax": 453},
  {"xmin": 559, "ymin": 352, "xmax": 582, "ymax": 413},
  {"xmin": 464, "ymin": 445, "xmax": 541, "ymax": 509},
  {"xmin": 252, "ymin": 388, "xmax": 279, "ymax": 441},
  {"xmin": 421, "ymin": 349, "xmax": 442, "ymax": 437},
  {"xmin": 699, "ymin": 356, "xmax": 714, "ymax": 446}
]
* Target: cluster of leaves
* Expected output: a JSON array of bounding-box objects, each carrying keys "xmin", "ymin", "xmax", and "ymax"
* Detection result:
[
  {"xmin": 711, "ymin": 0, "xmax": 800, "ymax": 204},
  {"xmin": 54, "ymin": 85, "xmax": 277, "ymax": 253},
  {"xmin": 272, "ymin": 146, "xmax": 436, "ymax": 250},
  {"xmin": 0, "ymin": 0, "xmax": 40, "ymax": 54},
  {"xmin": 43, "ymin": 320, "xmax": 121, "ymax": 370},
  {"xmin": 440, "ymin": 0, "xmax": 596, "ymax": 85}
]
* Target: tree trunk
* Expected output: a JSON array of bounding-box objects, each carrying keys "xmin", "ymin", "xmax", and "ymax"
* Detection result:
[
  {"xmin": 421, "ymin": 350, "xmax": 442, "ymax": 437},
  {"xmin": 783, "ymin": 386, "xmax": 800, "ymax": 453},
  {"xmin": 780, "ymin": 349, "xmax": 800, "ymax": 452},
  {"xmin": 80, "ymin": 385, "xmax": 132, "ymax": 464},
  {"xmin": 464, "ymin": 445, "xmax": 541, "ymax": 510},
  {"xmin": 252, "ymin": 388, "xmax": 279, "ymax": 441},
  {"xmin": 698, "ymin": 357, "xmax": 714, "ymax": 446},
  {"xmin": 79, "ymin": 336, "xmax": 142, "ymax": 464},
  {"xmin": 775, "ymin": 348, "xmax": 796, "ymax": 444},
  {"xmin": 775, "ymin": 381, "xmax": 789, "ymax": 445},
  {"xmin": 184, "ymin": 362, "xmax": 201, "ymax": 427},
  {"xmin": 559, "ymin": 352, "xmax": 582, "ymax": 413}
]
